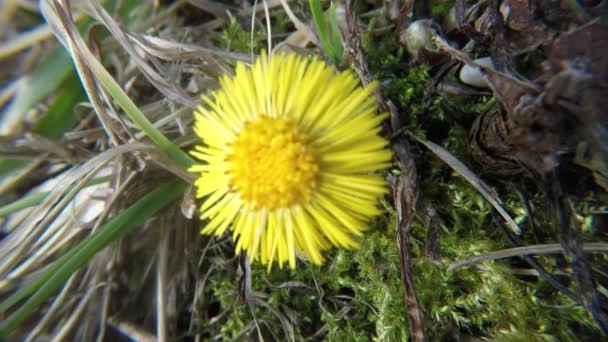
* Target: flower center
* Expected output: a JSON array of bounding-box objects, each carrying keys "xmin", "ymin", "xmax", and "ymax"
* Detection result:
[{"xmin": 227, "ymin": 116, "xmax": 319, "ymax": 210}]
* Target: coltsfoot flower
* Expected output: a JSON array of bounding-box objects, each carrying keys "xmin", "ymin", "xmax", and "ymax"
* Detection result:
[{"xmin": 189, "ymin": 53, "xmax": 391, "ymax": 269}]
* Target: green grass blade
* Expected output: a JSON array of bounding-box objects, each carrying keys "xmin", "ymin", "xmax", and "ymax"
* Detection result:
[
  {"xmin": 30, "ymin": 74, "xmax": 82, "ymax": 139},
  {"xmin": 3, "ymin": 47, "xmax": 75, "ymax": 125},
  {"xmin": 308, "ymin": 0, "xmax": 342, "ymax": 65},
  {"xmin": 328, "ymin": 2, "xmax": 343, "ymax": 62},
  {"xmin": 0, "ymin": 159, "xmax": 30, "ymax": 188},
  {"xmin": 0, "ymin": 72, "xmax": 82, "ymax": 195},
  {"xmin": 309, "ymin": 0, "xmax": 332, "ymax": 54},
  {"xmin": 87, "ymin": 61, "xmax": 194, "ymax": 168},
  {"xmin": 0, "ymin": 178, "xmax": 188, "ymax": 336},
  {"xmin": 0, "ymin": 175, "xmax": 112, "ymax": 218},
  {"xmin": 0, "ymin": 192, "xmax": 46, "ymax": 218}
]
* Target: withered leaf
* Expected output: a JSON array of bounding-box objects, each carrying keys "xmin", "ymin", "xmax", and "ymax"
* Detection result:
[{"xmin": 546, "ymin": 19, "xmax": 608, "ymax": 82}]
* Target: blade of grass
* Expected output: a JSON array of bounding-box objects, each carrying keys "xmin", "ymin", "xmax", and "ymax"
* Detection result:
[
  {"xmin": 0, "ymin": 74, "xmax": 82, "ymax": 195},
  {"xmin": 3, "ymin": 47, "xmax": 75, "ymax": 126},
  {"xmin": 0, "ymin": 175, "xmax": 112, "ymax": 218},
  {"xmin": 406, "ymin": 131, "xmax": 521, "ymax": 235},
  {"xmin": 0, "ymin": 178, "xmax": 188, "ymax": 337},
  {"xmin": 0, "ymin": 192, "xmax": 46, "ymax": 218},
  {"xmin": 309, "ymin": 0, "xmax": 342, "ymax": 65},
  {"xmin": 0, "ymin": 22, "xmax": 87, "ymax": 194},
  {"xmin": 309, "ymin": 0, "xmax": 331, "ymax": 57},
  {"xmin": 31, "ymin": 74, "xmax": 82, "ymax": 139},
  {"xmin": 448, "ymin": 243, "xmax": 608, "ymax": 271},
  {"xmin": 90, "ymin": 64, "xmax": 193, "ymax": 167},
  {"xmin": 0, "ymin": 160, "xmax": 30, "ymax": 186},
  {"xmin": 327, "ymin": 2, "xmax": 343, "ymax": 61}
]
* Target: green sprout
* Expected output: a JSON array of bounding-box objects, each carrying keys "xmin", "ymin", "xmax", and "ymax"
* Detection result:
[{"xmin": 309, "ymin": 0, "xmax": 343, "ymax": 66}]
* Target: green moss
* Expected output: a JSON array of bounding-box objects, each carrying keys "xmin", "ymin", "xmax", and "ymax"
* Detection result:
[
  {"xmin": 273, "ymin": 10, "xmax": 292, "ymax": 35},
  {"xmin": 201, "ymin": 173, "xmax": 596, "ymax": 339},
  {"xmin": 219, "ymin": 16, "xmax": 259, "ymax": 53},
  {"xmin": 362, "ymin": 26, "xmax": 446, "ymax": 139},
  {"xmin": 430, "ymin": 0, "xmax": 454, "ymax": 17},
  {"xmin": 411, "ymin": 175, "xmax": 595, "ymax": 340}
]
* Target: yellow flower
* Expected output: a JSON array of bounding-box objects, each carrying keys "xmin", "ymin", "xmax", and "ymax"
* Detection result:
[{"xmin": 189, "ymin": 53, "xmax": 391, "ymax": 269}]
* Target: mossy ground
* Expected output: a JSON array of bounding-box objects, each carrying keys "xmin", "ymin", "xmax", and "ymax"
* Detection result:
[{"xmin": 187, "ymin": 11, "xmax": 602, "ymax": 340}]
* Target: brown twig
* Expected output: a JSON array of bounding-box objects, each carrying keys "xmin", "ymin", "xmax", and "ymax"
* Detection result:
[
  {"xmin": 393, "ymin": 140, "xmax": 426, "ymax": 342},
  {"xmin": 237, "ymin": 251, "xmax": 252, "ymax": 305},
  {"xmin": 417, "ymin": 200, "xmax": 441, "ymax": 260},
  {"xmin": 344, "ymin": 0, "xmax": 388, "ymax": 115}
]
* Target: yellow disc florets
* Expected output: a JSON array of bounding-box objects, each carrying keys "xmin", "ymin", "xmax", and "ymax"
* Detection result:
[{"xmin": 227, "ymin": 116, "xmax": 319, "ymax": 211}]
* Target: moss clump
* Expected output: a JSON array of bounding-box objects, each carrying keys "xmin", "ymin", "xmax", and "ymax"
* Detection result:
[
  {"xmin": 200, "ymin": 172, "xmax": 595, "ymax": 340},
  {"xmin": 363, "ymin": 26, "xmax": 446, "ymax": 140},
  {"xmin": 218, "ymin": 16, "xmax": 257, "ymax": 53},
  {"xmin": 430, "ymin": 2, "xmax": 453, "ymax": 18},
  {"xmin": 200, "ymin": 213, "xmax": 408, "ymax": 340}
]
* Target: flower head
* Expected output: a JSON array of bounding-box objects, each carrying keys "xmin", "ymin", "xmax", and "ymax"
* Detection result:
[{"xmin": 189, "ymin": 53, "xmax": 391, "ymax": 269}]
